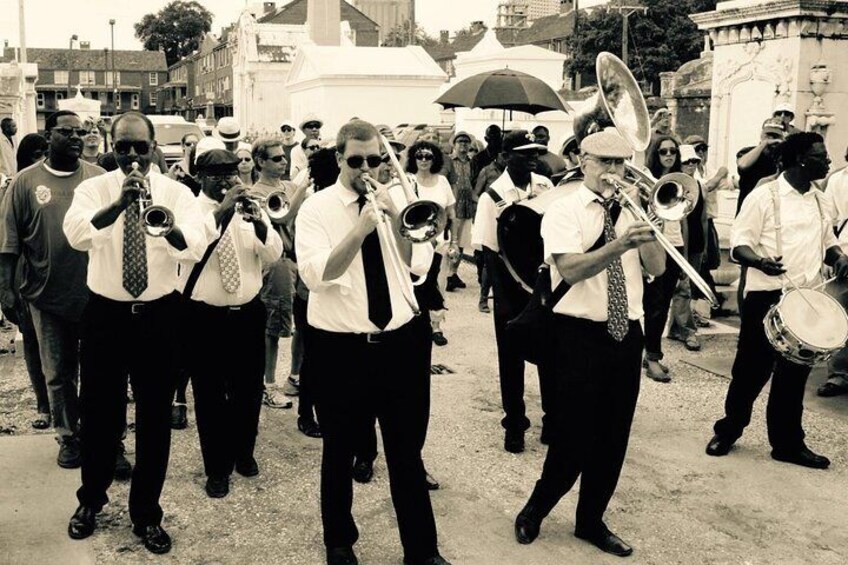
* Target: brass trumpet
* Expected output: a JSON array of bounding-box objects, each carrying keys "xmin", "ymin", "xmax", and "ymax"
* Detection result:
[
  {"xmin": 130, "ymin": 162, "xmax": 175, "ymax": 237},
  {"xmin": 235, "ymin": 190, "xmax": 290, "ymax": 222}
]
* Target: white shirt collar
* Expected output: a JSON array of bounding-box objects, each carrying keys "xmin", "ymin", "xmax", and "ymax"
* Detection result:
[{"xmin": 330, "ymin": 180, "xmax": 363, "ymax": 208}]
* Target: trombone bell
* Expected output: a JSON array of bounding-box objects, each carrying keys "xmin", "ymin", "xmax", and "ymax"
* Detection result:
[
  {"xmin": 650, "ymin": 172, "xmax": 700, "ymax": 222},
  {"xmin": 399, "ymin": 200, "xmax": 446, "ymax": 243}
]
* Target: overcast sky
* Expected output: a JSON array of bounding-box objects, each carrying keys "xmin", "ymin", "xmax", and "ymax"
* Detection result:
[{"xmin": 0, "ymin": 0, "xmax": 499, "ymax": 51}]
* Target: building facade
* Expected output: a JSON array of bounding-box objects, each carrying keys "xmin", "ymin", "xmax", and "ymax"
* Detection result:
[
  {"xmin": 350, "ymin": 0, "xmax": 412, "ymax": 43},
  {"xmin": 1, "ymin": 47, "xmax": 167, "ymax": 130}
]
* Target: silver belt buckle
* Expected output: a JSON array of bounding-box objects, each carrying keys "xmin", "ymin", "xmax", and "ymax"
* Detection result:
[
  {"xmin": 130, "ymin": 303, "xmax": 145, "ymax": 315},
  {"xmin": 366, "ymin": 332, "xmax": 381, "ymax": 344},
  {"xmin": 229, "ymin": 306, "xmax": 242, "ymax": 312}
]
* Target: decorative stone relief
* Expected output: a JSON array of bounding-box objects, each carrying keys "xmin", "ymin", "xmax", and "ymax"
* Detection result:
[{"xmin": 713, "ymin": 43, "xmax": 794, "ymax": 101}]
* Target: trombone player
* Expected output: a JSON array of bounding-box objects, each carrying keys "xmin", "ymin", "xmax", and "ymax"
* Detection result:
[
  {"xmin": 295, "ymin": 120, "xmax": 450, "ymax": 565},
  {"xmin": 63, "ymin": 112, "xmax": 211, "ymax": 555},
  {"xmin": 514, "ymin": 130, "xmax": 665, "ymax": 557},
  {"xmin": 185, "ymin": 149, "xmax": 283, "ymax": 498}
]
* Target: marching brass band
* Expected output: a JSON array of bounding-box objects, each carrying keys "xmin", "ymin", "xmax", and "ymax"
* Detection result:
[{"xmin": 2, "ymin": 49, "xmax": 848, "ymax": 564}]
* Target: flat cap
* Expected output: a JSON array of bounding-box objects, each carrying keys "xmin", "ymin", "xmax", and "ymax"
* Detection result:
[
  {"xmin": 450, "ymin": 131, "xmax": 473, "ymax": 144},
  {"xmin": 194, "ymin": 137, "xmax": 226, "ymax": 164},
  {"xmin": 503, "ymin": 130, "xmax": 547, "ymax": 153},
  {"xmin": 196, "ymin": 149, "xmax": 240, "ymax": 174},
  {"xmin": 683, "ymin": 134, "xmax": 707, "ymax": 146},
  {"xmin": 580, "ymin": 130, "xmax": 632, "ymax": 159}
]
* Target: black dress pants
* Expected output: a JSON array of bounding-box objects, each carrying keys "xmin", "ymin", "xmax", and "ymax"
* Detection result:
[
  {"xmin": 527, "ymin": 316, "xmax": 643, "ymax": 533},
  {"xmin": 186, "ymin": 297, "xmax": 265, "ymax": 478},
  {"xmin": 483, "ymin": 248, "xmax": 554, "ymax": 434},
  {"xmin": 293, "ymin": 295, "xmax": 317, "ymax": 423},
  {"xmin": 312, "ymin": 316, "xmax": 438, "ymax": 562},
  {"xmin": 642, "ymin": 250, "xmax": 682, "ymax": 361},
  {"xmin": 76, "ymin": 292, "xmax": 180, "ymax": 527},
  {"xmin": 713, "ymin": 290, "xmax": 811, "ymax": 451}
]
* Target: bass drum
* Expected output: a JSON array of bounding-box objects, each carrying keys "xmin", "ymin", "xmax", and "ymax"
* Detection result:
[{"xmin": 497, "ymin": 171, "xmax": 583, "ymax": 292}]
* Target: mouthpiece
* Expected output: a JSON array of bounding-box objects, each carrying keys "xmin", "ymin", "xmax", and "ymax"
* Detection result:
[{"xmin": 131, "ymin": 162, "xmax": 140, "ymax": 172}]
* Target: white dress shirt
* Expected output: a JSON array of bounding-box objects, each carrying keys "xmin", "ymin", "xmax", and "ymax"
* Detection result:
[
  {"xmin": 731, "ymin": 174, "xmax": 836, "ymax": 292},
  {"xmin": 471, "ymin": 169, "xmax": 554, "ymax": 253},
  {"xmin": 296, "ymin": 181, "xmax": 434, "ymax": 333},
  {"xmin": 63, "ymin": 168, "xmax": 213, "ymax": 302},
  {"xmin": 825, "ymin": 168, "xmax": 848, "ymax": 252},
  {"xmin": 186, "ymin": 193, "xmax": 283, "ymax": 307},
  {"xmin": 542, "ymin": 184, "xmax": 645, "ymax": 321},
  {"xmin": 290, "ymin": 145, "xmax": 308, "ymax": 181}
]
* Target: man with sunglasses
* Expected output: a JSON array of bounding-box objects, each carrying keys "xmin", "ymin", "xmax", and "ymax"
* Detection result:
[
  {"xmin": 471, "ymin": 130, "xmax": 556, "ymax": 454},
  {"xmin": 736, "ymin": 118, "xmax": 785, "ymax": 214},
  {"xmin": 184, "ymin": 149, "xmax": 283, "ymax": 499},
  {"xmin": 291, "ymin": 114, "xmax": 324, "ymax": 181},
  {"xmin": 514, "ymin": 130, "xmax": 665, "ymax": 557},
  {"xmin": 0, "ymin": 110, "xmax": 105, "ymax": 470},
  {"xmin": 279, "ymin": 120, "xmax": 299, "ymax": 180},
  {"xmin": 773, "ymin": 102, "xmax": 802, "ymax": 136},
  {"xmin": 296, "ymin": 120, "xmax": 449, "ymax": 565},
  {"xmin": 63, "ymin": 111, "xmax": 211, "ymax": 555}
]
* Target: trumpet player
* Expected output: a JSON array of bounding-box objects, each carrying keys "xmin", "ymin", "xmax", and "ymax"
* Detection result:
[
  {"xmin": 296, "ymin": 120, "xmax": 449, "ymax": 565},
  {"xmin": 515, "ymin": 130, "xmax": 665, "ymax": 557},
  {"xmin": 185, "ymin": 149, "xmax": 283, "ymax": 498},
  {"xmin": 63, "ymin": 111, "xmax": 211, "ymax": 555}
]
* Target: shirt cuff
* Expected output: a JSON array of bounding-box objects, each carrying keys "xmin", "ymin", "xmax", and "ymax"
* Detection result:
[{"xmin": 301, "ymin": 250, "xmax": 354, "ymax": 294}]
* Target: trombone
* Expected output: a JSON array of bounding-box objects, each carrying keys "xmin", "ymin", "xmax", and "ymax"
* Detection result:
[{"xmin": 130, "ymin": 162, "xmax": 175, "ymax": 237}]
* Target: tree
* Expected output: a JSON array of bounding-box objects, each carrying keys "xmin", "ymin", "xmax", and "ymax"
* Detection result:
[
  {"xmin": 566, "ymin": 0, "xmax": 718, "ymax": 93},
  {"xmin": 381, "ymin": 20, "xmax": 438, "ymax": 48},
  {"xmin": 134, "ymin": 0, "xmax": 213, "ymax": 67}
]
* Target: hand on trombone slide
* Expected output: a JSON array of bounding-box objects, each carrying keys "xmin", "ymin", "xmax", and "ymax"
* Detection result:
[{"xmin": 617, "ymin": 222, "xmax": 657, "ymax": 250}]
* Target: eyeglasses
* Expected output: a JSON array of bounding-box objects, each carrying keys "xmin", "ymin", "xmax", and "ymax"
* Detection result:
[
  {"xmin": 306, "ymin": 145, "xmax": 321, "ymax": 151},
  {"xmin": 52, "ymin": 126, "xmax": 88, "ymax": 138},
  {"xmin": 303, "ymin": 122, "xmax": 321, "ymax": 129},
  {"xmin": 657, "ymin": 148, "xmax": 678, "ymax": 156},
  {"xmin": 416, "ymin": 152, "xmax": 434, "ymax": 161},
  {"xmin": 586, "ymin": 155, "xmax": 626, "ymax": 167},
  {"xmin": 345, "ymin": 154, "xmax": 383, "ymax": 169},
  {"xmin": 265, "ymin": 154, "xmax": 285, "ymax": 163},
  {"xmin": 682, "ymin": 160, "xmax": 700, "ymax": 166},
  {"xmin": 775, "ymin": 111, "xmax": 793, "ymax": 117},
  {"xmin": 114, "ymin": 140, "xmax": 151, "ymax": 155},
  {"xmin": 240, "ymin": 157, "xmax": 252, "ymax": 163},
  {"xmin": 281, "ymin": 126, "xmax": 295, "ymax": 132},
  {"xmin": 694, "ymin": 144, "xmax": 708, "ymax": 152}
]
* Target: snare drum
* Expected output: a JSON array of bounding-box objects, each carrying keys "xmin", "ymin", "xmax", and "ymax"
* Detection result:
[{"xmin": 764, "ymin": 288, "xmax": 848, "ymax": 366}]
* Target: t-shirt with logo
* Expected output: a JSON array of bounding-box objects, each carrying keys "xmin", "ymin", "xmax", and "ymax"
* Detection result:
[{"xmin": 0, "ymin": 160, "xmax": 105, "ymax": 321}]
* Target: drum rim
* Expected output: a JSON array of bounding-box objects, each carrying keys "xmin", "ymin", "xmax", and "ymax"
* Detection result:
[{"xmin": 775, "ymin": 288, "xmax": 848, "ymax": 349}]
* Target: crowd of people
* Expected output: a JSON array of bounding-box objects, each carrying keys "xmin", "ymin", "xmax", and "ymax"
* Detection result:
[{"xmin": 0, "ymin": 98, "xmax": 846, "ymax": 564}]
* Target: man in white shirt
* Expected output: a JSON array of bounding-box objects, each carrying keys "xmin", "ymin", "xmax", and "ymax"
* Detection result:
[
  {"xmin": 290, "ymin": 114, "xmax": 323, "ymax": 181},
  {"xmin": 0, "ymin": 117, "xmax": 17, "ymax": 177},
  {"xmin": 707, "ymin": 132, "xmax": 848, "ymax": 469},
  {"xmin": 295, "ymin": 120, "xmax": 449, "ymax": 565},
  {"xmin": 184, "ymin": 149, "xmax": 282, "ymax": 499},
  {"xmin": 63, "ymin": 111, "xmax": 210, "ymax": 555},
  {"xmin": 471, "ymin": 130, "xmax": 556, "ymax": 454},
  {"xmin": 514, "ymin": 130, "xmax": 665, "ymax": 557}
]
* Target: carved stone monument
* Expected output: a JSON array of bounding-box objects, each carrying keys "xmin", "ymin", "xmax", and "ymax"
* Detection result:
[
  {"xmin": 0, "ymin": 60, "xmax": 39, "ymax": 135},
  {"xmin": 691, "ymin": 0, "xmax": 848, "ymax": 172}
]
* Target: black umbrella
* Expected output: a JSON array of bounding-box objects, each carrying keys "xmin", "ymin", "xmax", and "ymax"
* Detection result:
[{"xmin": 435, "ymin": 68, "xmax": 570, "ymax": 116}]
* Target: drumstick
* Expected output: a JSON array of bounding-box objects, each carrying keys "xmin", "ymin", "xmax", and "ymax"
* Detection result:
[
  {"xmin": 781, "ymin": 273, "xmax": 821, "ymax": 314},
  {"xmin": 810, "ymin": 276, "xmax": 838, "ymax": 291}
]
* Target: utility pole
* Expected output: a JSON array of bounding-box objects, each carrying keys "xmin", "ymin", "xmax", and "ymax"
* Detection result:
[
  {"xmin": 572, "ymin": 0, "xmax": 580, "ymax": 90},
  {"xmin": 18, "ymin": 0, "xmax": 26, "ymax": 64},
  {"xmin": 606, "ymin": 4, "xmax": 647, "ymax": 67},
  {"xmin": 409, "ymin": 0, "xmax": 416, "ymax": 46}
]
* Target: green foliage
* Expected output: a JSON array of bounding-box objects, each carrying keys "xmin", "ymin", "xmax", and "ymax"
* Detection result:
[
  {"xmin": 382, "ymin": 20, "xmax": 439, "ymax": 47},
  {"xmin": 566, "ymin": 0, "xmax": 717, "ymax": 91},
  {"xmin": 134, "ymin": 0, "xmax": 213, "ymax": 67}
]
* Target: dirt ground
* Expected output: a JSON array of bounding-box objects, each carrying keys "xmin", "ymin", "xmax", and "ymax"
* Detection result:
[{"xmin": 2, "ymin": 262, "xmax": 848, "ymax": 564}]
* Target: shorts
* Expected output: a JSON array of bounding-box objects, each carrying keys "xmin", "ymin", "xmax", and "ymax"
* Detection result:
[{"xmin": 264, "ymin": 298, "xmax": 293, "ymax": 338}]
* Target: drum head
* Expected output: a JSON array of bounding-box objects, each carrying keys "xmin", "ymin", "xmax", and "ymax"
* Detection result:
[{"xmin": 781, "ymin": 289, "xmax": 848, "ymax": 349}]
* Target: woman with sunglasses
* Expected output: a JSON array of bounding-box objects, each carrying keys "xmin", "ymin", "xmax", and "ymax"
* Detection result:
[
  {"xmin": 642, "ymin": 135, "xmax": 689, "ymax": 382},
  {"xmin": 236, "ymin": 145, "xmax": 256, "ymax": 186},
  {"xmin": 405, "ymin": 140, "xmax": 457, "ymax": 347}
]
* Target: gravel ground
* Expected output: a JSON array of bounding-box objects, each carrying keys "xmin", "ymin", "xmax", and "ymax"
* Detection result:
[{"xmin": 2, "ymin": 261, "xmax": 848, "ymax": 564}]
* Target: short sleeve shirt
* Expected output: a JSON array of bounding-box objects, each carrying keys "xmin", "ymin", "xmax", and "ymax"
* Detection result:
[
  {"xmin": 0, "ymin": 160, "xmax": 104, "ymax": 321},
  {"xmin": 736, "ymin": 146, "xmax": 778, "ymax": 214}
]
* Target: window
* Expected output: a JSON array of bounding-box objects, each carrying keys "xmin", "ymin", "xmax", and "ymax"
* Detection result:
[
  {"xmin": 56, "ymin": 92, "xmax": 65, "ymax": 101},
  {"xmin": 131, "ymin": 93, "xmax": 140, "ymax": 110},
  {"xmin": 54, "ymin": 70, "xmax": 68, "ymax": 84},
  {"xmin": 149, "ymin": 72, "xmax": 158, "ymax": 86},
  {"xmin": 79, "ymin": 70, "xmax": 95, "ymax": 85},
  {"xmin": 149, "ymin": 92, "xmax": 158, "ymax": 106},
  {"xmin": 105, "ymin": 72, "xmax": 121, "ymax": 86},
  {"xmin": 115, "ymin": 94, "xmax": 121, "ymax": 109},
  {"xmin": 36, "ymin": 92, "xmax": 45, "ymax": 109}
]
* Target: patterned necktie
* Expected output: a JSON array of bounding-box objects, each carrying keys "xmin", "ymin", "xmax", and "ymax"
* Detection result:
[
  {"xmin": 602, "ymin": 199, "xmax": 629, "ymax": 341},
  {"xmin": 122, "ymin": 199, "xmax": 148, "ymax": 298},
  {"xmin": 357, "ymin": 195, "xmax": 392, "ymax": 329},
  {"xmin": 217, "ymin": 226, "xmax": 242, "ymax": 293}
]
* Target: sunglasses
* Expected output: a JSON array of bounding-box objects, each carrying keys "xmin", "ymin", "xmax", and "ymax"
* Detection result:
[
  {"xmin": 775, "ymin": 111, "xmax": 793, "ymax": 117},
  {"xmin": 114, "ymin": 140, "xmax": 151, "ymax": 155},
  {"xmin": 303, "ymin": 122, "xmax": 321, "ymax": 129},
  {"xmin": 658, "ymin": 148, "xmax": 678, "ymax": 156},
  {"xmin": 345, "ymin": 154, "xmax": 383, "ymax": 169},
  {"xmin": 265, "ymin": 154, "xmax": 285, "ymax": 163},
  {"xmin": 416, "ymin": 152, "xmax": 434, "ymax": 161},
  {"xmin": 694, "ymin": 144, "xmax": 708, "ymax": 152},
  {"xmin": 682, "ymin": 160, "xmax": 700, "ymax": 166},
  {"xmin": 281, "ymin": 126, "xmax": 295, "ymax": 132},
  {"xmin": 306, "ymin": 144, "xmax": 321, "ymax": 151},
  {"xmin": 53, "ymin": 126, "xmax": 89, "ymax": 138},
  {"xmin": 240, "ymin": 157, "xmax": 252, "ymax": 163},
  {"xmin": 183, "ymin": 141, "xmax": 196, "ymax": 148}
]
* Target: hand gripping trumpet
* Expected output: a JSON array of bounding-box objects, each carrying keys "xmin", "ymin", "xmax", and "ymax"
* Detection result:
[
  {"xmin": 235, "ymin": 191, "xmax": 290, "ymax": 222},
  {"xmin": 130, "ymin": 162, "xmax": 175, "ymax": 237}
]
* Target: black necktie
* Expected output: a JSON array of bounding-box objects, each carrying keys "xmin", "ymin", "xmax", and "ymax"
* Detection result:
[{"xmin": 357, "ymin": 195, "xmax": 392, "ymax": 329}]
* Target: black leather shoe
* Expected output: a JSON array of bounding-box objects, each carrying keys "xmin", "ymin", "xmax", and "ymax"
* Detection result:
[
  {"xmin": 352, "ymin": 458, "xmax": 374, "ymax": 484},
  {"xmin": 817, "ymin": 381, "xmax": 848, "ymax": 397},
  {"xmin": 114, "ymin": 442, "xmax": 133, "ymax": 481},
  {"xmin": 575, "ymin": 526, "xmax": 633, "ymax": 557},
  {"xmin": 57, "ymin": 437, "xmax": 82, "ymax": 469},
  {"xmin": 235, "ymin": 457, "xmax": 259, "ymax": 477},
  {"xmin": 170, "ymin": 404, "xmax": 187, "ymax": 430},
  {"xmin": 68, "ymin": 505, "xmax": 97, "ymax": 540},
  {"xmin": 514, "ymin": 507, "xmax": 542, "ymax": 544},
  {"xmin": 424, "ymin": 470, "xmax": 440, "ymax": 491},
  {"xmin": 771, "ymin": 446, "xmax": 830, "ymax": 469},
  {"xmin": 297, "ymin": 418, "xmax": 323, "ymax": 438},
  {"xmin": 705, "ymin": 434, "xmax": 734, "ymax": 457},
  {"xmin": 404, "ymin": 554, "xmax": 452, "ymax": 565},
  {"xmin": 205, "ymin": 475, "xmax": 230, "ymax": 498},
  {"xmin": 326, "ymin": 546, "xmax": 358, "ymax": 565},
  {"xmin": 504, "ymin": 430, "xmax": 525, "ymax": 454},
  {"xmin": 132, "ymin": 524, "xmax": 172, "ymax": 555}
]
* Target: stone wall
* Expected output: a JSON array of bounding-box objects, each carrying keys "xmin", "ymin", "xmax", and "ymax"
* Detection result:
[{"xmin": 661, "ymin": 52, "xmax": 714, "ymax": 142}]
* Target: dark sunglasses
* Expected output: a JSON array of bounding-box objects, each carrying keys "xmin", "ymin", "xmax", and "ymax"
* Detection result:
[
  {"xmin": 416, "ymin": 152, "xmax": 434, "ymax": 161},
  {"xmin": 53, "ymin": 126, "xmax": 89, "ymax": 138},
  {"xmin": 346, "ymin": 154, "xmax": 383, "ymax": 169},
  {"xmin": 240, "ymin": 157, "xmax": 252, "ymax": 163},
  {"xmin": 265, "ymin": 155, "xmax": 285, "ymax": 163},
  {"xmin": 114, "ymin": 140, "xmax": 151, "ymax": 155},
  {"xmin": 682, "ymin": 160, "xmax": 700, "ymax": 166},
  {"xmin": 775, "ymin": 111, "xmax": 794, "ymax": 117},
  {"xmin": 694, "ymin": 144, "xmax": 708, "ymax": 152},
  {"xmin": 183, "ymin": 141, "xmax": 196, "ymax": 148},
  {"xmin": 658, "ymin": 148, "xmax": 678, "ymax": 156},
  {"xmin": 281, "ymin": 126, "xmax": 295, "ymax": 132},
  {"xmin": 306, "ymin": 144, "xmax": 321, "ymax": 151},
  {"xmin": 303, "ymin": 122, "xmax": 321, "ymax": 129}
]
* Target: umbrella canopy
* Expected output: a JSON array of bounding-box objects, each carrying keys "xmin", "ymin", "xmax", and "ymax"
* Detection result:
[{"xmin": 435, "ymin": 68, "xmax": 570, "ymax": 115}]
